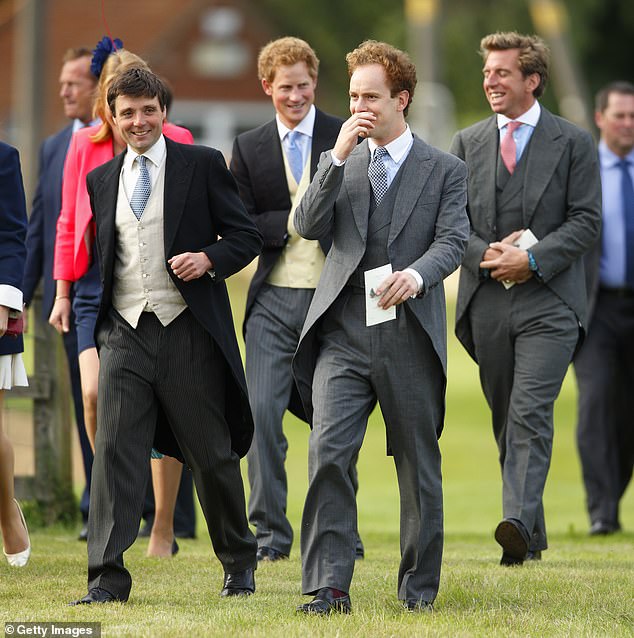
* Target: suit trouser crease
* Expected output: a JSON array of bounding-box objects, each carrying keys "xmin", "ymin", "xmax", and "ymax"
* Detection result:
[
  {"xmin": 574, "ymin": 291, "xmax": 634, "ymax": 524},
  {"xmin": 246, "ymin": 284, "xmax": 362, "ymax": 555},
  {"xmin": 245, "ymin": 285, "xmax": 313, "ymax": 553},
  {"xmin": 469, "ymin": 279, "xmax": 578, "ymax": 550},
  {"xmin": 89, "ymin": 309, "xmax": 255, "ymax": 597},
  {"xmin": 301, "ymin": 292, "xmax": 444, "ymax": 602}
]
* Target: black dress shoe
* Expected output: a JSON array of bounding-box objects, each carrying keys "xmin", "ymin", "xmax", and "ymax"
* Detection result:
[
  {"xmin": 495, "ymin": 518, "xmax": 530, "ymax": 564},
  {"xmin": 589, "ymin": 520, "xmax": 620, "ymax": 536},
  {"xmin": 69, "ymin": 587, "xmax": 123, "ymax": 606},
  {"xmin": 403, "ymin": 598, "xmax": 434, "ymax": 612},
  {"xmin": 296, "ymin": 587, "xmax": 351, "ymax": 615},
  {"xmin": 220, "ymin": 568, "xmax": 255, "ymax": 597},
  {"xmin": 77, "ymin": 525, "xmax": 88, "ymax": 542},
  {"xmin": 256, "ymin": 546, "xmax": 289, "ymax": 562},
  {"xmin": 526, "ymin": 550, "xmax": 542, "ymax": 561}
]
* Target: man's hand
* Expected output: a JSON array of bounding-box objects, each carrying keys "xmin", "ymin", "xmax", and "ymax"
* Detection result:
[
  {"xmin": 375, "ymin": 271, "xmax": 418, "ymax": 309},
  {"xmin": 49, "ymin": 297, "xmax": 71, "ymax": 334},
  {"xmin": 168, "ymin": 252, "xmax": 212, "ymax": 282},
  {"xmin": 22, "ymin": 304, "xmax": 28, "ymax": 334},
  {"xmin": 480, "ymin": 242, "xmax": 532, "ymax": 284},
  {"xmin": 332, "ymin": 111, "xmax": 376, "ymax": 162}
]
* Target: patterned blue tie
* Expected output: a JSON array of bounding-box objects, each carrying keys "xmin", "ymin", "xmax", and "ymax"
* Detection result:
[
  {"xmin": 620, "ymin": 159, "xmax": 634, "ymax": 287},
  {"xmin": 130, "ymin": 155, "xmax": 151, "ymax": 220},
  {"xmin": 286, "ymin": 130, "xmax": 304, "ymax": 184},
  {"xmin": 368, "ymin": 146, "xmax": 389, "ymax": 205}
]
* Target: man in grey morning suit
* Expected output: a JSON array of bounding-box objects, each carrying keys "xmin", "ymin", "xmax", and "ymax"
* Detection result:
[
  {"xmin": 450, "ymin": 32, "xmax": 601, "ymax": 565},
  {"xmin": 293, "ymin": 41, "xmax": 469, "ymax": 614},
  {"xmin": 230, "ymin": 37, "xmax": 362, "ymax": 562},
  {"xmin": 70, "ymin": 69, "xmax": 261, "ymax": 605}
]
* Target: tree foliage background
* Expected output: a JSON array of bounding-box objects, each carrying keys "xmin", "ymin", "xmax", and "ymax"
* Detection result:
[{"xmin": 257, "ymin": 0, "xmax": 634, "ymax": 129}]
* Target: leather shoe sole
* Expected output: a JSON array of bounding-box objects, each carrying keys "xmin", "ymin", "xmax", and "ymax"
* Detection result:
[
  {"xmin": 220, "ymin": 568, "xmax": 255, "ymax": 597},
  {"xmin": 69, "ymin": 587, "xmax": 124, "ymax": 606},
  {"xmin": 495, "ymin": 519, "xmax": 529, "ymax": 562},
  {"xmin": 297, "ymin": 588, "xmax": 351, "ymax": 615}
]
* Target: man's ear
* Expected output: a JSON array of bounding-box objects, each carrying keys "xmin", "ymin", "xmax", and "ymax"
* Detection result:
[
  {"xmin": 261, "ymin": 78, "xmax": 273, "ymax": 97},
  {"xmin": 396, "ymin": 90, "xmax": 409, "ymax": 113}
]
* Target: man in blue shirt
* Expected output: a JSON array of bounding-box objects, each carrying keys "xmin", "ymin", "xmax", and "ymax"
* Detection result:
[{"xmin": 575, "ymin": 81, "xmax": 634, "ymax": 536}]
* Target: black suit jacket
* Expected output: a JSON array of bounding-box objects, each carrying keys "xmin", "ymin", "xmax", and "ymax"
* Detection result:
[
  {"xmin": 230, "ymin": 108, "xmax": 343, "ymax": 327},
  {"xmin": 22, "ymin": 124, "xmax": 73, "ymax": 316},
  {"xmin": 86, "ymin": 138, "xmax": 263, "ymax": 458},
  {"xmin": 0, "ymin": 142, "xmax": 28, "ymax": 356}
]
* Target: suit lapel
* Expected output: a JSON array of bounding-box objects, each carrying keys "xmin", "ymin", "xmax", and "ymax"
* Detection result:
[
  {"xmin": 344, "ymin": 141, "xmax": 371, "ymax": 242},
  {"xmin": 256, "ymin": 121, "xmax": 288, "ymax": 197},
  {"xmin": 522, "ymin": 108, "xmax": 566, "ymax": 227},
  {"xmin": 94, "ymin": 152, "xmax": 125, "ymax": 281},
  {"xmin": 164, "ymin": 139, "xmax": 194, "ymax": 253},
  {"xmin": 469, "ymin": 117, "xmax": 499, "ymax": 231},
  {"xmin": 388, "ymin": 137, "xmax": 433, "ymax": 245}
]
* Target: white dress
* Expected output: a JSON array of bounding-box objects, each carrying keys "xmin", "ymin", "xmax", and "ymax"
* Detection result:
[{"xmin": 0, "ymin": 284, "xmax": 28, "ymax": 390}]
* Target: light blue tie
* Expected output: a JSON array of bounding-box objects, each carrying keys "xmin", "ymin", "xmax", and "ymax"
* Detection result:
[
  {"xmin": 130, "ymin": 155, "xmax": 151, "ymax": 220},
  {"xmin": 286, "ymin": 130, "xmax": 304, "ymax": 184},
  {"xmin": 368, "ymin": 146, "xmax": 389, "ymax": 205}
]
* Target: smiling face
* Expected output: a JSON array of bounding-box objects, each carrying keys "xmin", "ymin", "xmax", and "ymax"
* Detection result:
[
  {"xmin": 59, "ymin": 56, "xmax": 96, "ymax": 122},
  {"xmin": 482, "ymin": 48, "xmax": 539, "ymax": 120},
  {"xmin": 349, "ymin": 63, "xmax": 408, "ymax": 146},
  {"xmin": 112, "ymin": 94, "xmax": 166, "ymax": 154},
  {"xmin": 262, "ymin": 61, "xmax": 317, "ymax": 130}
]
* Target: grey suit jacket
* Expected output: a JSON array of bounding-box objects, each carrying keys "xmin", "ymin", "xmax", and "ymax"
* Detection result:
[
  {"xmin": 292, "ymin": 136, "xmax": 469, "ymax": 424},
  {"xmin": 450, "ymin": 107, "xmax": 602, "ymax": 360}
]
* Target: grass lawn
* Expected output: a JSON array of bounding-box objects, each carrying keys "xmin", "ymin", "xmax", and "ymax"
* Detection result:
[{"xmin": 1, "ymin": 276, "xmax": 633, "ymax": 637}]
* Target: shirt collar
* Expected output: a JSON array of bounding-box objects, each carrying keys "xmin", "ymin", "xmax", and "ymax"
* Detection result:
[
  {"xmin": 72, "ymin": 117, "xmax": 101, "ymax": 133},
  {"xmin": 124, "ymin": 134, "xmax": 166, "ymax": 172},
  {"xmin": 599, "ymin": 139, "xmax": 634, "ymax": 168},
  {"xmin": 368, "ymin": 125, "xmax": 413, "ymax": 163},
  {"xmin": 497, "ymin": 100, "xmax": 541, "ymax": 130},
  {"xmin": 276, "ymin": 104, "xmax": 316, "ymax": 141}
]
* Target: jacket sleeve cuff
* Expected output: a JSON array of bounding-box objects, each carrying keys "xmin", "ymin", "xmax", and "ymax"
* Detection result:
[{"xmin": 0, "ymin": 285, "xmax": 24, "ymax": 311}]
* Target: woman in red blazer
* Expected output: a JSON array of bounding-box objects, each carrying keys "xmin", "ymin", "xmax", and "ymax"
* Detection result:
[{"xmin": 50, "ymin": 45, "xmax": 193, "ymax": 558}]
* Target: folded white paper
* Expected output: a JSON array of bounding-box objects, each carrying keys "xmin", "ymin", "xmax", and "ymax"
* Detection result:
[{"xmin": 364, "ymin": 264, "xmax": 397, "ymax": 326}]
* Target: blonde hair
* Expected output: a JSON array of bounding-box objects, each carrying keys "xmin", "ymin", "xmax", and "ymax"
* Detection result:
[
  {"xmin": 257, "ymin": 36, "xmax": 319, "ymax": 84},
  {"xmin": 480, "ymin": 32, "xmax": 550, "ymax": 99},
  {"xmin": 90, "ymin": 49, "xmax": 149, "ymax": 144}
]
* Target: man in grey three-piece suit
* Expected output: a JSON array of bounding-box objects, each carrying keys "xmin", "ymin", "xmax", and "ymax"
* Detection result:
[
  {"xmin": 293, "ymin": 40, "xmax": 469, "ymax": 614},
  {"xmin": 450, "ymin": 32, "xmax": 601, "ymax": 565}
]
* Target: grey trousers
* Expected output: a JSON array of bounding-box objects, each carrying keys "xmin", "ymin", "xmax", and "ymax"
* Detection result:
[
  {"xmin": 245, "ymin": 284, "xmax": 362, "ymax": 556},
  {"xmin": 301, "ymin": 290, "xmax": 444, "ymax": 603},
  {"xmin": 469, "ymin": 278, "xmax": 578, "ymax": 551},
  {"xmin": 88, "ymin": 309, "xmax": 256, "ymax": 598}
]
